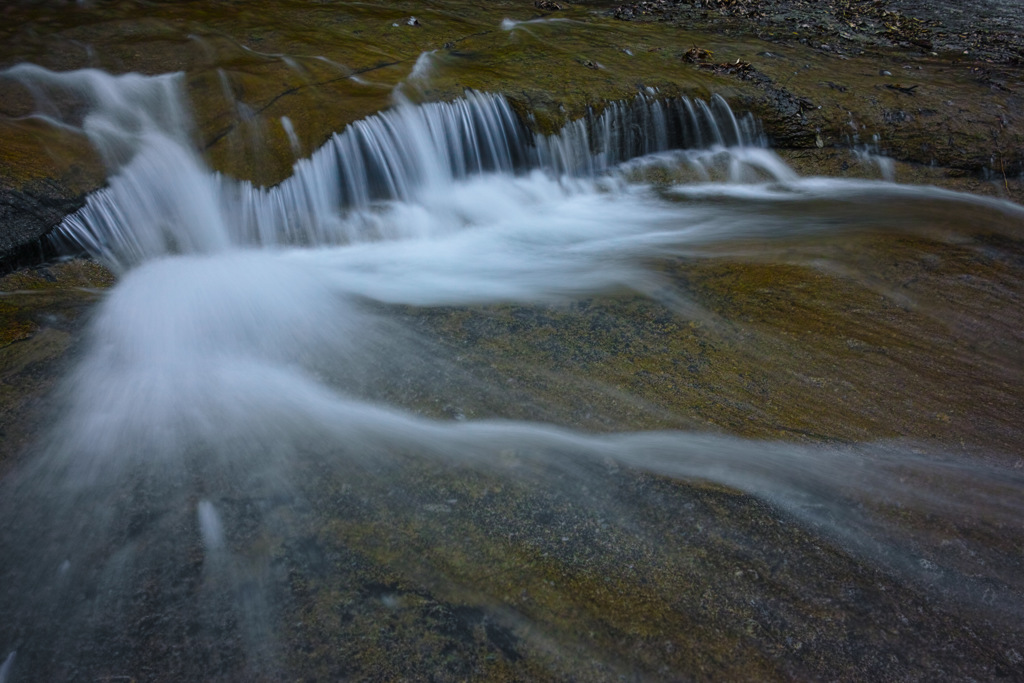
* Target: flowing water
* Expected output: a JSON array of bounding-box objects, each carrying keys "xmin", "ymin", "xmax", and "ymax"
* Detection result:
[{"xmin": 1, "ymin": 66, "xmax": 1023, "ymax": 680}]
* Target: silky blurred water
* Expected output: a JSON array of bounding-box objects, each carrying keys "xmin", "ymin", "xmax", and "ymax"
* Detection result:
[{"xmin": 1, "ymin": 66, "xmax": 1023, "ymax": 680}]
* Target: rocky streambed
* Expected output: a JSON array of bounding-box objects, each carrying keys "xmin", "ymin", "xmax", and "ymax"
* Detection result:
[{"xmin": 1, "ymin": 2, "xmax": 1023, "ymax": 682}]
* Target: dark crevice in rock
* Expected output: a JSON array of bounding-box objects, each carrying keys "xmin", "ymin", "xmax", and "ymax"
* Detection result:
[{"xmin": 0, "ymin": 180, "xmax": 86, "ymax": 272}]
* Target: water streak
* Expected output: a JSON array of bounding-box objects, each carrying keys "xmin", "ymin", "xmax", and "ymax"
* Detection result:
[
  {"xmin": 408, "ymin": 50, "xmax": 436, "ymax": 81},
  {"xmin": 279, "ymin": 115, "xmax": 300, "ymax": 156},
  {"xmin": 501, "ymin": 17, "xmax": 573, "ymax": 31},
  {"xmin": 0, "ymin": 652, "xmax": 14, "ymax": 683},
  {"xmin": 197, "ymin": 500, "xmax": 225, "ymax": 552}
]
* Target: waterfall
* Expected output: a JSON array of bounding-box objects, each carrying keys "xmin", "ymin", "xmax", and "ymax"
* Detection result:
[
  {"xmin": 535, "ymin": 93, "xmax": 761, "ymax": 176},
  {"xmin": 3, "ymin": 66, "xmax": 765, "ymax": 269}
]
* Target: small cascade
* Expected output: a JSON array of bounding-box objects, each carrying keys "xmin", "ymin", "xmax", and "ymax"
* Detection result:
[
  {"xmin": 854, "ymin": 134, "xmax": 896, "ymax": 182},
  {"xmin": 13, "ymin": 66, "xmax": 767, "ymax": 269},
  {"xmin": 53, "ymin": 88, "xmax": 534, "ymax": 267},
  {"xmin": 535, "ymin": 93, "xmax": 762, "ymax": 176}
]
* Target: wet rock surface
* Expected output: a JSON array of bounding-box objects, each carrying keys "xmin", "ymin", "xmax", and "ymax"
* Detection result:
[
  {"xmin": 612, "ymin": 0, "xmax": 1024, "ymax": 64},
  {"xmin": 611, "ymin": 0, "xmax": 1024, "ymax": 177},
  {"xmin": 0, "ymin": 259, "xmax": 111, "ymax": 474},
  {"xmin": 2, "ymin": 189, "xmax": 1022, "ymax": 680},
  {"xmin": 1, "ymin": 3, "xmax": 1023, "ymax": 682},
  {"xmin": 0, "ymin": 0, "xmax": 1022, "ymax": 262},
  {"xmin": 7, "ymin": 443, "xmax": 1020, "ymax": 681}
]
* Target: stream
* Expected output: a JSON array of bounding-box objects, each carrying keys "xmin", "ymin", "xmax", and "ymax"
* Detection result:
[{"xmin": 1, "ymin": 64, "xmax": 1023, "ymax": 681}]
